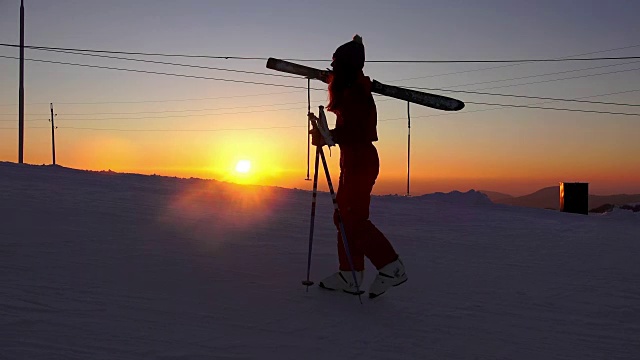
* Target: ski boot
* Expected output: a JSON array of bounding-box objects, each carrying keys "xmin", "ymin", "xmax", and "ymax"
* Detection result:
[
  {"xmin": 368, "ymin": 258, "xmax": 408, "ymax": 299},
  {"xmin": 319, "ymin": 271, "xmax": 364, "ymax": 295}
]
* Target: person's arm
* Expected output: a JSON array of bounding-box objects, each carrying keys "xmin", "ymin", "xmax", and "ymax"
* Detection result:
[{"xmin": 330, "ymin": 93, "xmax": 374, "ymax": 144}]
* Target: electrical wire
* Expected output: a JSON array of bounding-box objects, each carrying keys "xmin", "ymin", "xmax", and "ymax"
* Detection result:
[
  {"xmin": 468, "ymin": 67, "xmax": 640, "ymax": 91},
  {"xmin": 0, "ymin": 100, "xmax": 322, "ymax": 116},
  {"xmin": 379, "ymin": 89, "xmax": 640, "ymax": 123},
  {"xmin": 30, "ymin": 45, "xmax": 640, "ymax": 91},
  {"xmin": 0, "ymin": 90, "xmax": 305, "ymax": 107},
  {"xmin": 2, "ymin": 43, "xmax": 639, "ymax": 107},
  {"xmin": 3, "ymin": 89, "xmax": 637, "ymax": 127},
  {"xmin": 1, "ymin": 46, "xmax": 638, "ymax": 128},
  {"xmin": 26, "ymin": 106, "xmax": 311, "ymax": 121},
  {"xmin": 27, "ymin": 47, "xmax": 301, "ymax": 79},
  {"xmin": 4, "ymin": 86, "xmax": 636, "ymax": 120},
  {"xmin": 433, "ymin": 61, "xmax": 640, "ymax": 89},
  {"xmin": 0, "ymin": 55, "xmax": 322, "ymax": 90},
  {"xmin": 1, "ymin": 43, "xmax": 640, "ymax": 63},
  {"xmin": 1, "ymin": 54, "xmax": 638, "ymax": 113},
  {"xmin": 462, "ymin": 102, "xmax": 639, "ymax": 116},
  {"xmin": 386, "ymin": 44, "xmax": 640, "ymax": 82},
  {"xmin": 407, "ymin": 88, "xmax": 640, "ymax": 107},
  {"xmin": 40, "ymin": 125, "xmax": 303, "ymax": 132}
]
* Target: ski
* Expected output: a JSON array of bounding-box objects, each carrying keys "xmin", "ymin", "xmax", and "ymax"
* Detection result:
[
  {"xmin": 266, "ymin": 57, "xmax": 330, "ymax": 84},
  {"xmin": 370, "ymin": 80, "xmax": 464, "ymax": 111},
  {"xmin": 266, "ymin": 57, "xmax": 465, "ymax": 111}
]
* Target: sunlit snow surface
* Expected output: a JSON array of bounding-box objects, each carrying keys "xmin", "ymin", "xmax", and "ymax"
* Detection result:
[{"xmin": 1, "ymin": 162, "xmax": 638, "ymax": 359}]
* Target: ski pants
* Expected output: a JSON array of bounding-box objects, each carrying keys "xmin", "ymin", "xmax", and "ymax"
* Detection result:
[{"xmin": 334, "ymin": 142, "xmax": 398, "ymax": 271}]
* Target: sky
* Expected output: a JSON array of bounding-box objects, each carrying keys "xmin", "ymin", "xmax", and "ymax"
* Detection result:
[{"xmin": 1, "ymin": 0, "xmax": 639, "ymax": 196}]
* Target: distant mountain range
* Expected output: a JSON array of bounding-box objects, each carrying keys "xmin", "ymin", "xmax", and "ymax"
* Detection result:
[{"xmin": 479, "ymin": 186, "xmax": 640, "ymax": 210}]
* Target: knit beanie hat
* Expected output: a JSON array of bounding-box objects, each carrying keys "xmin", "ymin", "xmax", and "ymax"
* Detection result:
[{"xmin": 332, "ymin": 34, "xmax": 365, "ymax": 70}]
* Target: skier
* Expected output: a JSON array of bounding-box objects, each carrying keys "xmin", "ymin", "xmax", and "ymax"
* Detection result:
[{"xmin": 309, "ymin": 35, "xmax": 407, "ymax": 298}]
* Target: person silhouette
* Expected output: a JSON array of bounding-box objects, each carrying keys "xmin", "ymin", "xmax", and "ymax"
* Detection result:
[{"xmin": 311, "ymin": 35, "xmax": 408, "ymax": 299}]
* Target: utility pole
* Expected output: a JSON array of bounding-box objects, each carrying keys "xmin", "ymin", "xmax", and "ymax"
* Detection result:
[
  {"xmin": 406, "ymin": 101, "xmax": 411, "ymax": 196},
  {"xmin": 50, "ymin": 103, "xmax": 56, "ymax": 165},
  {"xmin": 305, "ymin": 78, "xmax": 311, "ymax": 181},
  {"xmin": 18, "ymin": 0, "xmax": 25, "ymax": 163}
]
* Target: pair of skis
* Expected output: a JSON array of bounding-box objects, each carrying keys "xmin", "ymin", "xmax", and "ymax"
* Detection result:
[{"xmin": 266, "ymin": 58, "xmax": 465, "ymax": 111}]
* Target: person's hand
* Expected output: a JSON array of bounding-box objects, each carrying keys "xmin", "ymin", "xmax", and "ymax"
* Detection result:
[
  {"xmin": 309, "ymin": 127, "xmax": 325, "ymax": 147},
  {"xmin": 307, "ymin": 112, "xmax": 325, "ymax": 146}
]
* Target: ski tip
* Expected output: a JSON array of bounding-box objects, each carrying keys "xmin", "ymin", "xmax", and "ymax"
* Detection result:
[
  {"xmin": 451, "ymin": 101, "xmax": 465, "ymax": 111},
  {"xmin": 266, "ymin": 57, "xmax": 277, "ymax": 69},
  {"xmin": 302, "ymin": 280, "xmax": 314, "ymax": 286}
]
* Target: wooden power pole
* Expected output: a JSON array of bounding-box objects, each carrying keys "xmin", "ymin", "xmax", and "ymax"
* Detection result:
[
  {"xmin": 50, "ymin": 103, "xmax": 56, "ymax": 165},
  {"xmin": 18, "ymin": 0, "xmax": 25, "ymax": 163},
  {"xmin": 406, "ymin": 101, "xmax": 411, "ymax": 196}
]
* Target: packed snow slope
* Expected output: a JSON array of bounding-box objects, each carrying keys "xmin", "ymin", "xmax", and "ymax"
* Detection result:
[{"xmin": 1, "ymin": 162, "xmax": 639, "ymax": 359}]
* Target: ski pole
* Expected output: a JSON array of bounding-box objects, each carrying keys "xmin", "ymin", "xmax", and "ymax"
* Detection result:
[
  {"xmin": 318, "ymin": 145, "xmax": 363, "ymax": 304},
  {"xmin": 302, "ymin": 147, "xmax": 320, "ymax": 289}
]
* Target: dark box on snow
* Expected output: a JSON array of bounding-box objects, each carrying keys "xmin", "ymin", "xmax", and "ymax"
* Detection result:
[{"xmin": 560, "ymin": 182, "xmax": 589, "ymax": 215}]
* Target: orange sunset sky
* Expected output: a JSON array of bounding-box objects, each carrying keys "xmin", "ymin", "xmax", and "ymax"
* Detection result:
[{"xmin": 1, "ymin": 1, "xmax": 639, "ymax": 196}]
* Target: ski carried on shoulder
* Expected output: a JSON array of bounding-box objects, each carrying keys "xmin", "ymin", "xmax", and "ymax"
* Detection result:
[
  {"xmin": 370, "ymin": 80, "xmax": 463, "ymax": 111},
  {"xmin": 266, "ymin": 57, "xmax": 465, "ymax": 111}
]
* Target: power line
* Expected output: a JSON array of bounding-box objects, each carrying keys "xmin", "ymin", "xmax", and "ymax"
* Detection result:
[
  {"xmin": 1, "ymin": 54, "xmax": 638, "ymax": 111},
  {"xmin": 0, "ymin": 119, "xmax": 47, "ymax": 122},
  {"xmin": 379, "ymin": 89, "xmax": 640, "ymax": 123},
  {"xmin": 23, "ymin": 61, "xmax": 640, "ymax": 115},
  {"xmin": 438, "ymin": 61, "xmax": 640, "ymax": 89},
  {"xmin": 3, "ymin": 94, "xmax": 636, "ymax": 122},
  {"xmin": 4, "ymin": 93, "xmax": 637, "ymax": 131},
  {"xmin": 0, "ymin": 90, "xmax": 306, "ymax": 107},
  {"xmin": 14, "ymin": 84, "xmax": 630, "ymax": 121},
  {"xmin": 2, "ymin": 44, "xmax": 638, "ymax": 107},
  {"xmin": 30, "ymin": 106, "xmax": 312, "ymax": 121},
  {"xmin": 10, "ymin": 97, "xmax": 639, "ymax": 131},
  {"xmin": 463, "ymin": 102, "xmax": 639, "ymax": 116},
  {"xmin": 467, "ymin": 67, "xmax": 640, "ymax": 91},
  {"xmin": 28, "ymin": 47, "xmax": 300, "ymax": 79},
  {"xmin": 48, "ymin": 125, "xmax": 304, "ymax": 132},
  {"xmin": 386, "ymin": 44, "xmax": 640, "ymax": 83},
  {"xmin": 0, "ymin": 126, "xmax": 48, "ymax": 129},
  {"xmin": 1, "ymin": 42, "xmax": 638, "ymax": 108},
  {"xmin": 5, "ymin": 91, "xmax": 636, "ymax": 123},
  {"xmin": 1, "ymin": 43, "xmax": 640, "ymax": 63},
  {"xmin": 0, "ymin": 43, "xmax": 269, "ymax": 61},
  {"xmin": 4, "ymin": 87, "xmax": 637, "ymax": 120},
  {"xmin": 0, "ymin": 100, "xmax": 323, "ymax": 116},
  {"xmin": 0, "ymin": 55, "xmax": 323, "ymax": 90},
  {"xmin": 1, "ymin": 78, "xmax": 637, "ymax": 123},
  {"xmin": 0, "ymin": 48, "xmax": 638, "ymax": 119},
  {"xmin": 407, "ymin": 88, "xmax": 640, "ymax": 107}
]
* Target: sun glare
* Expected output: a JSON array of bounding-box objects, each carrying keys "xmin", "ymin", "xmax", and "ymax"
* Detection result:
[{"xmin": 235, "ymin": 160, "xmax": 251, "ymax": 174}]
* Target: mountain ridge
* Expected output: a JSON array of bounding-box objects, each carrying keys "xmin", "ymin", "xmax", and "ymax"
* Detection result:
[{"xmin": 480, "ymin": 186, "xmax": 640, "ymax": 210}]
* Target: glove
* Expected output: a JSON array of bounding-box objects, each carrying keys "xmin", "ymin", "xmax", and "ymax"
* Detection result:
[
  {"xmin": 309, "ymin": 127, "xmax": 325, "ymax": 147},
  {"xmin": 308, "ymin": 112, "xmax": 325, "ymax": 146}
]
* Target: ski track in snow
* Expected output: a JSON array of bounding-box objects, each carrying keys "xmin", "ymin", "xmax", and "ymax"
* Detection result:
[{"xmin": 1, "ymin": 162, "xmax": 639, "ymax": 359}]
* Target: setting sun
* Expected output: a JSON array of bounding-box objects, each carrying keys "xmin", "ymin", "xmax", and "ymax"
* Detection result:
[{"xmin": 235, "ymin": 160, "xmax": 251, "ymax": 174}]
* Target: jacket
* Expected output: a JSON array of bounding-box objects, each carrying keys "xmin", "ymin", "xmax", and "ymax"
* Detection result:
[{"xmin": 330, "ymin": 74, "xmax": 378, "ymax": 145}]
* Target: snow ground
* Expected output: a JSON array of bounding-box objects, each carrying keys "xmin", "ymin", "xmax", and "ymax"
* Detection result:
[{"xmin": 1, "ymin": 162, "xmax": 639, "ymax": 359}]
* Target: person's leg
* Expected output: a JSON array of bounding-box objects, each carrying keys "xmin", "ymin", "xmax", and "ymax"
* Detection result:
[
  {"xmin": 334, "ymin": 150, "xmax": 365, "ymax": 271},
  {"xmin": 319, "ymin": 151, "xmax": 364, "ymax": 293},
  {"xmin": 334, "ymin": 144, "xmax": 398, "ymax": 271},
  {"xmin": 362, "ymin": 222, "xmax": 398, "ymax": 270}
]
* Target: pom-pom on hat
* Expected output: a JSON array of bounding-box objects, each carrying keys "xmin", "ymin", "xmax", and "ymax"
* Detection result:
[{"xmin": 332, "ymin": 34, "xmax": 365, "ymax": 70}]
